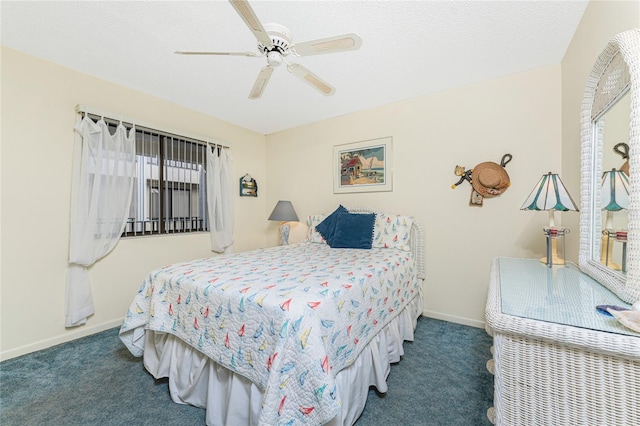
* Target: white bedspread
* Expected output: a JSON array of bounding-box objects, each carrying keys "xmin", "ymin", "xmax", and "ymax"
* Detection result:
[{"xmin": 120, "ymin": 242, "xmax": 419, "ymax": 426}]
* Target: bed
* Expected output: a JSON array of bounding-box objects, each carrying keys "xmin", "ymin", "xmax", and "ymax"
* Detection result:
[{"xmin": 119, "ymin": 207, "xmax": 425, "ymax": 426}]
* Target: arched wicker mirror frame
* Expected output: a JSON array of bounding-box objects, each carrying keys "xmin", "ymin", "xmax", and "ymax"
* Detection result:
[{"xmin": 579, "ymin": 28, "xmax": 640, "ymax": 303}]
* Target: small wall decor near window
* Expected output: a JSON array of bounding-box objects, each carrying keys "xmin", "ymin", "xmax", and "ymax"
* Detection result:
[
  {"xmin": 239, "ymin": 173, "xmax": 258, "ymax": 197},
  {"xmin": 333, "ymin": 137, "xmax": 393, "ymax": 193}
]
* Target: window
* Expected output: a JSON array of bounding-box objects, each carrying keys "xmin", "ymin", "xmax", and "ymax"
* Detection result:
[{"xmin": 96, "ymin": 116, "xmax": 210, "ymax": 237}]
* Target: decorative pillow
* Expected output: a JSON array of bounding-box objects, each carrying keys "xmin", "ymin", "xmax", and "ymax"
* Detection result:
[
  {"xmin": 315, "ymin": 205, "xmax": 348, "ymax": 246},
  {"xmin": 330, "ymin": 212, "xmax": 376, "ymax": 249},
  {"xmin": 306, "ymin": 214, "xmax": 327, "ymax": 243},
  {"xmin": 372, "ymin": 214, "xmax": 413, "ymax": 251}
]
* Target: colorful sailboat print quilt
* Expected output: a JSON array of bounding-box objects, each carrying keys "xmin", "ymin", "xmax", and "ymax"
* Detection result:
[{"xmin": 120, "ymin": 242, "xmax": 419, "ymax": 426}]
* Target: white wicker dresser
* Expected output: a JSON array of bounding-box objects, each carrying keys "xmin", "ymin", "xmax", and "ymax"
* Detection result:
[{"xmin": 485, "ymin": 257, "xmax": 640, "ymax": 425}]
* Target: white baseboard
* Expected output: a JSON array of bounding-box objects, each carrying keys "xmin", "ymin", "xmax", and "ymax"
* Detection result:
[
  {"xmin": 422, "ymin": 309, "xmax": 486, "ymax": 329},
  {"xmin": 0, "ymin": 318, "xmax": 124, "ymax": 362},
  {"xmin": 2, "ymin": 311, "xmax": 485, "ymax": 361}
]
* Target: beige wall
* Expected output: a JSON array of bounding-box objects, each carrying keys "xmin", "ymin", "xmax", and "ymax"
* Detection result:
[
  {"xmin": 561, "ymin": 0, "xmax": 640, "ymax": 261},
  {"xmin": 0, "ymin": 47, "xmax": 268, "ymax": 359},
  {"xmin": 265, "ymin": 65, "xmax": 563, "ymax": 327}
]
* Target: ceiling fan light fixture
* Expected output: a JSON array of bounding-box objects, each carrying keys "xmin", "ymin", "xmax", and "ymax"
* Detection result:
[{"xmin": 267, "ymin": 51, "xmax": 283, "ymax": 67}]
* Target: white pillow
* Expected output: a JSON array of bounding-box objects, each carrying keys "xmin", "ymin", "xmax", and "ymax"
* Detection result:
[
  {"xmin": 371, "ymin": 214, "xmax": 413, "ymax": 251},
  {"xmin": 306, "ymin": 214, "xmax": 328, "ymax": 244}
]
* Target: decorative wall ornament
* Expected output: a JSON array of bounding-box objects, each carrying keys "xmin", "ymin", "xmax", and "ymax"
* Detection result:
[
  {"xmin": 239, "ymin": 173, "xmax": 258, "ymax": 197},
  {"xmin": 451, "ymin": 154, "xmax": 512, "ymax": 206},
  {"xmin": 614, "ymin": 142, "xmax": 630, "ymax": 176}
]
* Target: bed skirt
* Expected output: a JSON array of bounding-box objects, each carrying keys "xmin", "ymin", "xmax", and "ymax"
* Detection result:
[{"xmin": 142, "ymin": 293, "xmax": 423, "ymax": 426}]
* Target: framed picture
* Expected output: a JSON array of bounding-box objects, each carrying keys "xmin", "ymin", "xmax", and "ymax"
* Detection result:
[{"xmin": 333, "ymin": 137, "xmax": 393, "ymax": 193}]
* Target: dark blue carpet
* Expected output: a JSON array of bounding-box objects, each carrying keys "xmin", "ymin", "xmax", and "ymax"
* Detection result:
[{"xmin": 0, "ymin": 317, "xmax": 494, "ymax": 425}]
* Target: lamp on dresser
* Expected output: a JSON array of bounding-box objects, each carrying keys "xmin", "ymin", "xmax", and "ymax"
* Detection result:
[
  {"xmin": 520, "ymin": 172, "xmax": 579, "ymax": 266},
  {"xmin": 600, "ymin": 168, "xmax": 629, "ymax": 270},
  {"xmin": 268, "ymin": 200, "xmax": 299, "ymax": 245}
]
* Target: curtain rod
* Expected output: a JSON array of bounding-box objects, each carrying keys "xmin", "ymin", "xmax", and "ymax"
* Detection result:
[{"xmin": 75, "ymin": 104, "xmax": 231, "ymax": 148}]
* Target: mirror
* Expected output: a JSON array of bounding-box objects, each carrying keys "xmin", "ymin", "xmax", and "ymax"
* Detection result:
[
  {"xmin": 598, "ymin": 94, "xmax": 630, "ymax": 271},
  {"xmin": 579, "ymin": 28, "xmax": 639, "ymax": 304}
]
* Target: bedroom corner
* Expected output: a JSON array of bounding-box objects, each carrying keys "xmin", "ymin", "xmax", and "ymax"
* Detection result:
[{"xmin": 0, "ymin": 47, "xmax": 268, "ymax": 360}]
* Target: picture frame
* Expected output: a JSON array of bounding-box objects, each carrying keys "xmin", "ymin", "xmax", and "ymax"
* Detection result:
[{"xmin": 333, "ymin": 137, "xmax": 393, "ymax": 193}]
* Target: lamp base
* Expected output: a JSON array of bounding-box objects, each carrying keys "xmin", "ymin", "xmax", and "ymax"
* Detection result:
[
  {"xmin": 539, "ymin": 243, "xmax": 566, "ymax": 265},
  {"xmin": 541, "ymin": 227, "xmax": 568, "ymax": 267},
  {"xmin": 279, "ymin": 222, "xmax": 291, "ymax": 245},
  {"xmin": 600, "ymin": 231, "xmax": 622, "ymax": 270},
  {"xmin": 539, "ymin": 254, "xmax": 566, "ymax": 265}
]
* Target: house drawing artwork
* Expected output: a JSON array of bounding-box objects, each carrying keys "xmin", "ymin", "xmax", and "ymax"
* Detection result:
[
  {"xmin": 341, "ymin": 156, "xmax": 363, "ymax": 184},
  {"xmin": 340, "ymin": 146, "xmax": 385, "ymax": 186}
]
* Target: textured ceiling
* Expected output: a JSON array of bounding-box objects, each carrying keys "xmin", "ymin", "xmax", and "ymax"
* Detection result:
[{"xmin": 1, "ymin": 1, "xmax": 588, "ymax": 135}]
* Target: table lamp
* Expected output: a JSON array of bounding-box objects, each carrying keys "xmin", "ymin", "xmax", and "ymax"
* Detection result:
[
  {"xmin": 600, "ymin": 168, "xmax": 629, "ymax": 269},
  {"xmin": 268, "ymin": 200, "xmax": 299, "ymax": 245},
  {"xmin": 520, "ymin": 172, "xmax": 579, "ymax": 266}
]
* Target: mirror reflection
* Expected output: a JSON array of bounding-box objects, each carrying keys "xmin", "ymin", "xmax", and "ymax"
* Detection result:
[{"xmin": 595, "ymin": 92, "xmax": 630, "ymax": 273}]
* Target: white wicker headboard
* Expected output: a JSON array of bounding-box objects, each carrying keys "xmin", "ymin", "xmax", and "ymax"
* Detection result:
[{"xmin": 348, "ymin": 206, "xmax": 426, "ymax": 281}]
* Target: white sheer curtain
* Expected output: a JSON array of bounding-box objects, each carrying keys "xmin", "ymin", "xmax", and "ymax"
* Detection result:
[
  {"xmin": 66, "ymin": 115, "xmax": 136, "ymax": 327},
  {"xmin": 198, "ymin": 166, "xmax": 209, "ymax": 231},
  {"xmin": 206, "ymin": 146, "xmax": 234, "ymax": 253}
]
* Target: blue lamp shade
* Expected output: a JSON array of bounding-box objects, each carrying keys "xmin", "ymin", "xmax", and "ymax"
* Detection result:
[
  {"xmin": 268, "ymin": 200, "xmax": 299, "ymax": 222},
  {"xmin": 601, "ymin": 168, "xmax": 629, "ymax": 211},
  {"xmin": 520, "ymin": 172, "xmax": 579, "ymax": 212}
]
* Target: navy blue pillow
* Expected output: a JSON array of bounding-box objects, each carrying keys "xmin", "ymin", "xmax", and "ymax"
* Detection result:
[
  {"xmin": 316, "ymin": 205, "xmax": 348, "ymax": 245},
  {"xmin": 330, "ymin": 213, "xmax": 376, "ymax": 249}
]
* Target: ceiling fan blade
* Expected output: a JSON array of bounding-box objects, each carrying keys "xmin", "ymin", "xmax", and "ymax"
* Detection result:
[
  {"xmin": 293, "ymin": 33, "xmax": 362, "ymax": 56},
  {"xmin": 287, "ymin": 63, "xmax": 335, "ymax": 96},
  {"xmin": 175, "ymin": 51, "xmax": 260, "ymax": 57},
  {"xmin": 228, "ymin": 0, "xmax": 273, "ymax": 50},
  {"xmin": 249, "ymin": 66, "xmax": 274, "ymax": 100}
]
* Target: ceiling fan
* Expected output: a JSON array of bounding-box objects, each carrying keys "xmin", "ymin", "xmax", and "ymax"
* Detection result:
[{"xmin": 175, "ymin": 0, "xmax": 362, "ymax": 99}]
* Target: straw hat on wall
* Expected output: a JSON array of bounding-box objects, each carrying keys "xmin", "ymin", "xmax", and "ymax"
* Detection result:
[{"xmin": 471, "ymin": 161, "xmax": 511, "ymax": 197}]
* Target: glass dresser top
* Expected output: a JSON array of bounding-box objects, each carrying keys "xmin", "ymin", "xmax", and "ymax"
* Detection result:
[{"xmin": 498, "ymin": 258, "xmax": 640, "ymax": 337}]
